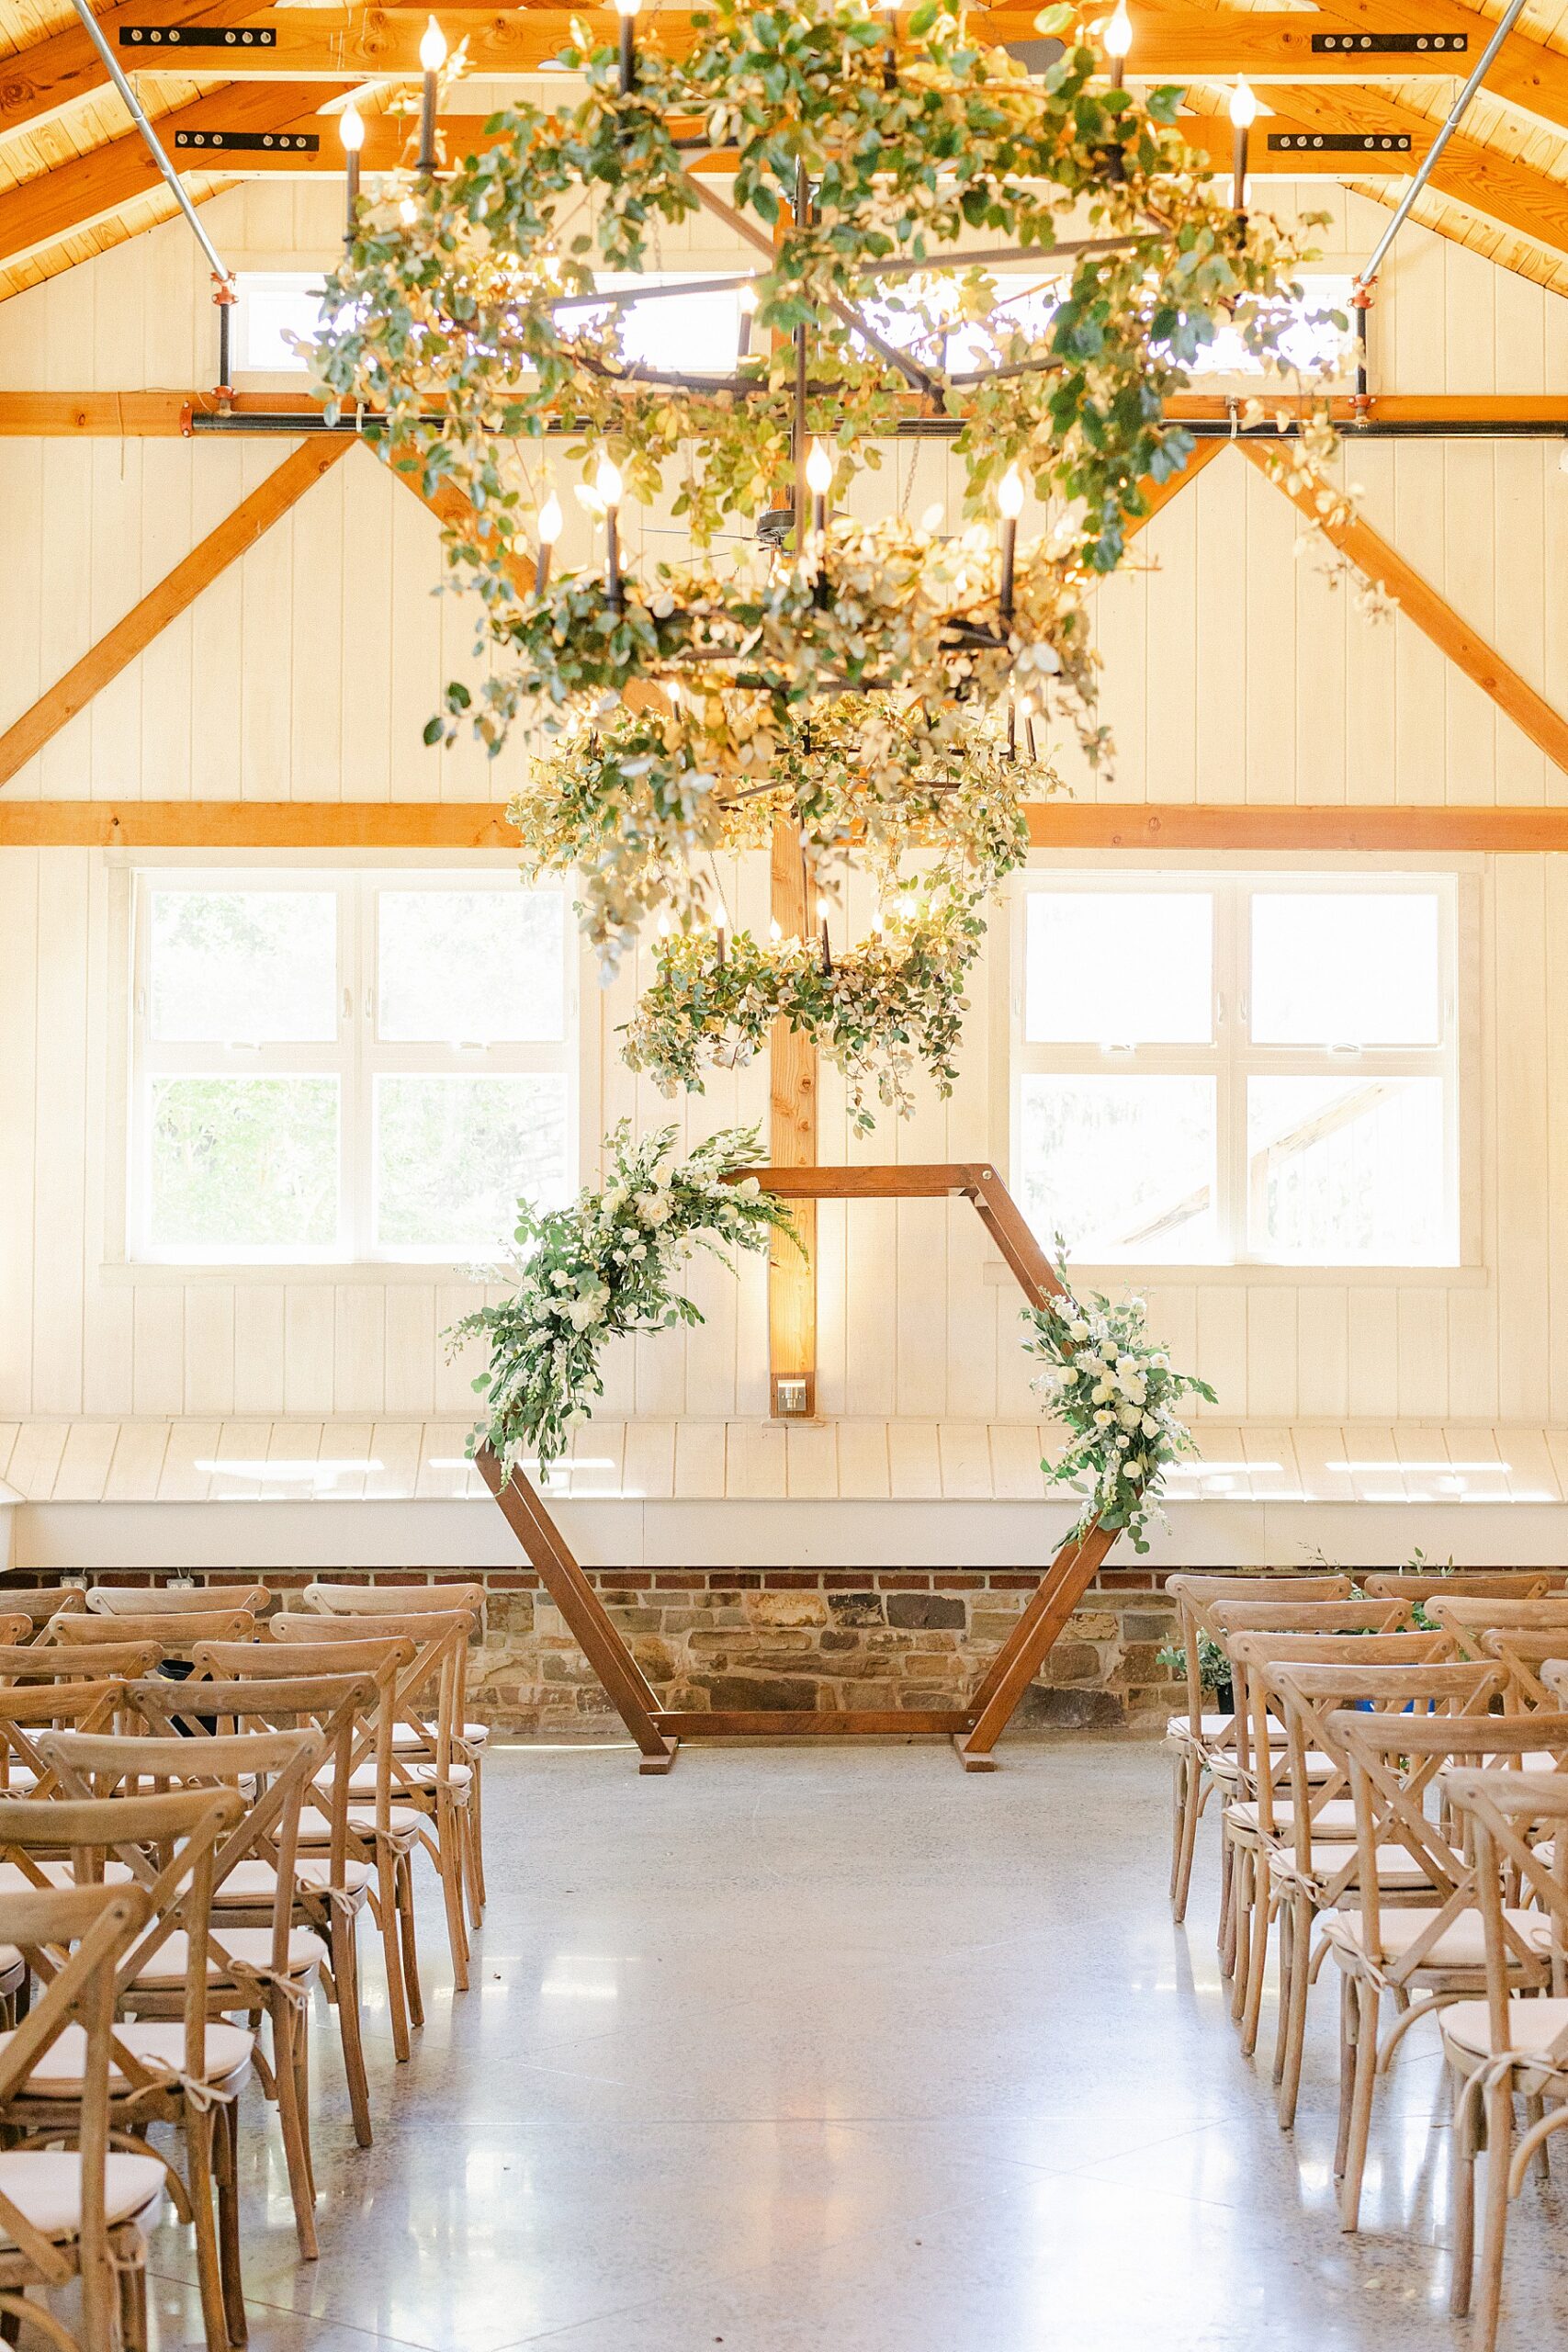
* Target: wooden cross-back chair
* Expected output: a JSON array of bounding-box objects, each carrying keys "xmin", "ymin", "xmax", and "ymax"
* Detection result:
[
  {"xmin": 302, "ymin": 1583, "xmax": 490, "ymax": 1917},
  {"xmin": 0, "ymin": 1590, "xmax": 87, "ymax": 1638},
  {"xmin": 0, "ymin": 1682, "xmax": 130, "ymax": 1805},
  {"xmin": 140, "ymin": 1668, "xmax": 381, "ymax": 2150},
  {"xmin": 1220, "ymin": 1631, "xmax": 1450, "ymax": 2083},
  {"xmin": 1162, "ymin": 1573, "xmax": 1354, "ymax": 1924},
  {"xmin": 37, "ymin": 1724, "xmax": 330, "ymax": 2267},
  {"xmin": 1202, "ymin": 1600, "xmax": 1411, "ymax": 1985},
  {"xmin": 1441, "ymin": 1766, "xmax": 1568, "ymax": 2350},
  {"xmin": 1317, "ymin": 1697, "xmax": 1568, "ymax": 2234},
  {"xmin": 269, "ymin": 1610, "xmax": 477, "ymax": 1996},
  {"xmin": 0, "ymin": 1881, "xmax": 162, "ymax": 2352},
  {"xmin": 85, "ymin": 1586, "xmax": 271, "ymax": 1622},
  {"xmin": 40, "ymin": 1611, "xmax": 258, "ymax": 1658},
  {"xmin": 0, "ymin": 1787, "xmax": 246, "ymax": 2352},
  {"xmin": 0, "ymin": 1643, "xmax": 162, "ymax": 1690},
  {"xmin": 1427, "ymin": 1594, "xmax": 1568, "ymax": 1660},
  {"xmin": 194, "ymin": 1634, "xmax": 425, "ymax": 2067},
  {"xmin": 0, "ymin": 1614, "xmax": 33, "ymax": 1650},
  {"xmin": 1475, "ymin": 1623, "xmax": 1568, "ymax": 1713}
]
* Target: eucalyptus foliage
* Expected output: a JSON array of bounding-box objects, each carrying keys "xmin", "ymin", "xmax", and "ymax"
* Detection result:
[
  {"xmin": 1022, "ymin": 1260, "xmax": 1216, "ymax": 1552},
  {"xmin": 453, "ymin": 1122, "xmax": 799, "ymax": 1477}
]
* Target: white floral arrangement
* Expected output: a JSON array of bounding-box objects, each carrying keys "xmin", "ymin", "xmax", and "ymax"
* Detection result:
[
  {"xmin": 1021, "ymin": 1258, "xmax": 1216, "ymax": 1554},
  {"xmin": 451, "ymin": 1121, "xmax": 799, "ymax": 1479}
]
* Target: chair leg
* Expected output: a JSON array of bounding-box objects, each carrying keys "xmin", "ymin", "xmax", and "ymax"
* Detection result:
[
  {"xmin": 1339, "ymin": 1977, "xmax": 1380, "ymax": 2233},
  {"xmin": 1277, "ymin": 1899, "xmax": 1314, "ymax": 2132},
  {"xmin": 376, "ymin": 1846, "xmax": 412, "ymax": 2064},
  {"xmin": 468, "ymin": 1757, "xmax": 487, "ymax": 1915},
  {"xmin": 217, "ymin": 2097, "xmax": 248, "ymax": 2349},
  {"xmin": 1171, "ymin": 1749, "xmax": 1203, "ymax": 1925},
  {"xmin": 186, "ymin": 2105, "xmax": 231, "ymax": 2352},
  {"xmin": 435, "ymin": 1798, "xmax": 470, "ymax": 1993},
  {"xmin": 1333, "ymin": 1971, "xmax": 1356, "ymax": 2182},
  {"xmin": 1241, "ymin": 1865, "xmax": 1271, "ymax": 2058},
  {"xmin": 1218, "ymin": 1831, "xmax": 1237, "ymax": 1973},
  {"xmin": 1229, "ymin": 1847, "xmax": 1254, "ymax": 2022},
  {"xmin": 1476, "ymin": 2080, "xmax": 1515, "ymax": 2352},
  {"xmin": 119, "ymin": 2255, "xmax": 150, "ymax": 2352},
  {"xmin": 1450, "ymin": 2064, "xmax": 1477, "ymax": 2319},
  {"xmin": 1272, "ymin": 1895, "xmax": 1293, "ymax": 2086},
  {"xmin": 271, "ymin": 1996, "xmax": 319, "ymax": 2261},
  {"xmin": 398, "ymin": 1851, "xmax": 424, "ymax": 2030},
  {"xmin": 463, "ymin": 1787, "xmax": 483, "ymax": 1931},
  {"xmin": 333, "ymin": 1907, "xmax": 374, "ymax": 2148}
]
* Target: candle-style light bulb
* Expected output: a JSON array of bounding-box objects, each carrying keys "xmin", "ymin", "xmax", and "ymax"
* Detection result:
[
  {"xmin": 595, "ymin": 453, "xmax": 624, "ymax": 610},
  {"xmin": 806, "ymin": 438, "xmax": 832, "ymax": 606},
  {"xmin": 997, "ymin": 463, "xmax": 1023, "ymax": 622},
  {"xmin": 1104, "ymin": 0, "xmax": 1132, "ymax": 86},
  {"xmin": 714, "ymin": 899, "xmax": 729, "ymax": 967},
  {"xmin": 1229, "ymin": 76, "xmax": 1257, "ymax": 211},
  {"xmin": 768, "ymin": 916, "xmax": 783, "ymax": 946},
  {"xmin": 339, "ymin": 101, "xmax": 365, "ymax": 245},
  {"xmin": 615, "ymin": 0, "xmax": 643, "ymax": 95},
  {"xmin": 534, "ymin": 489, "xmax": 563, "ymax": 594},
  {"xmin": 817, "ymin": 894, "xmax": 832, "ymax": 975},
  {"xmin": 417, "ymin": 17, "xmax": 445, "ymax": 175},
  {"xmin": 737, "ymin": 279, "xmax": 760, "ymax": 357}
]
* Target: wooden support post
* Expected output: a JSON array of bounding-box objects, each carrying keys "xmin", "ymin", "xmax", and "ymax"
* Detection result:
[{"xmin": 768, "ymin": 823, "xmax": 818, "ymax": 1416}]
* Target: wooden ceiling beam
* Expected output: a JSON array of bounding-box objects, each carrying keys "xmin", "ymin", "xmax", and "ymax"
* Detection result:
[
  {"xmin": 0, "ymin": 0, "xmax": 265, "ymax": 141},
  {"xmin": 0, "ymin": 437, "xmax": 349, "ymax": 788},
  {"xmin": 7, "ymin": 800, "xmax": 1568, "ymax": 852},
  {"xmin": 0, "ymin": 83, "xmax": 349, "ymax": 271},
  {"xmin": 1182, "ymin": 86, "xmax": 1568, "ymax": 260}
]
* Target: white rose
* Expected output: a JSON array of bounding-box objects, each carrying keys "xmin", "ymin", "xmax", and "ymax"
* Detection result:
[
  {"xmin": 1094, "ymin": 1408, "xmax": 1114, "ymax": 1428},
  {"xmin": 1090, "ymin": 1382, "xmax": 1111, "ymax": 1404},
  {"xmin": 1067, "ymin": 1318, "xmax": 1090, "ymax": 1341},
  {"xmin": 1142, "ymin": 1413, "xmax": 1160, "ymax": 1437},
  {"xmin": 1118, "ymin": 1406, "xmax": 1140, "ymax": 1430},
  {"xmin": 563, "ymin": 1407, "xmax": 589, "ymax": 1427},
  {"xmin": 736, "ymin": 1176, "xmax": 761, "ymax": 1199}
]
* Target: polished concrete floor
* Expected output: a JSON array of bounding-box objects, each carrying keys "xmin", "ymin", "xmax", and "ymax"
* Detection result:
[{"xmin": 115, "ymin": 1738, "xmax": 1568, "ymax": 2349}]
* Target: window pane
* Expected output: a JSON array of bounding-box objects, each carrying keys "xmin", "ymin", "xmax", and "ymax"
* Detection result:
[
  {"xmin": 149, "ymin": 1078, "xmax": 339, "ymax": 1250},
  {"xmin": 1025, "ymin": 893, "xmax": 1213, "ymax": 1044},
  {"xmin": 1019, "ymin": 1076, "xmax": 1218, "ymax": 1261},
  {"xmin": 378, "ymin": 891, "xmax": 565, "ymax": 1042},
  {"xmin": 374, "ymin": 1076, "xmax": 570, "ymax": 1254},
  {"xmin": 1250, "ymin": 891, "xmax": 1441, "ymax": 1045},
  {"xmin": 150, "ymin": 889, "xmax": 337, "ymax": 1044},
  {"xmin": 1247, "ymin": 1075, "xmax": 1450, "ymax": 1261}
]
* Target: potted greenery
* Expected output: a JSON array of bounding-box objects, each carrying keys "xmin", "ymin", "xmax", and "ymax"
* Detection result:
[{"xmin": 1156, "ymin": 1628, "xmax": 1234, "ymax": 1716}]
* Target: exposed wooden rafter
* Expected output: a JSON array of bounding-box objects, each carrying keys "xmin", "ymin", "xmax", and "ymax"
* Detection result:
[
  {"xmin": 0, "ymin": 0, "xmax": 264, "ymax": 141},
  {"xmin": 0, "ymin": 438, "xmax": 350, "ymax": 789}
]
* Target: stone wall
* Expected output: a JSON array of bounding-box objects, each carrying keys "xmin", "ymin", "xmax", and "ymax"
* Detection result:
[{"xmin": 3, "ymin": 1566, "xmax": 1182, "ymax": 1736}]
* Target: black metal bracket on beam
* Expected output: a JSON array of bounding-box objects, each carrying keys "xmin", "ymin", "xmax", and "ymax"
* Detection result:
[
  {"xmin": 1311, "ymin": 28, "xmax": 1466, "ymax": 49},
  {"xmin": 173, "ymin": 130, "xmax": 320, "ymax": 153},
  {"xmin": 119, "ymin": 21, "xmax": 276, "ymax": 43},
  {"xmin": 1269, "ymin": 132, "xmax": 1414, "ymax": 153}
]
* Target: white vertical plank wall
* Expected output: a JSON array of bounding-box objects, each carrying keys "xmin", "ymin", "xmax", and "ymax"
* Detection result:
[{"xmin": 0, "ymin": 182, "xmax": 1566, "ymax": 1430}]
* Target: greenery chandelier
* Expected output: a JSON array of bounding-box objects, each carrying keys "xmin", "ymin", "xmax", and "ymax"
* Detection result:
[{"xmin": 310, "ymin": 0, "xmax": 1348, "ymax": 1120}]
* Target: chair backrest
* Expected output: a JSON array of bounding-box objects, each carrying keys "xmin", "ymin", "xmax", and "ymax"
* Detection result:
[
  {"xmin": 1446, "ymin": 1769, "xmax": 1568, "ymax": 2050},
  {"xmin": 0, "ymin": 1638, "xmax": 163, "ymax": 1685},
  {"xmin": 38, "ymin": 1724, "xmax": 325, "ymax": 1988},
  {"xmin": 0, "ymin": 1611, "xmax": 30, "ymax": 1647},
  {"xmin": 42, "ymin": 1606, "xmax": 258, "ymax": 1654},
  {"xmin": 196, "ymin": 1635, "xmax": 417, "ymax": 1841},
  {"xmin": 0, "ymin": 1879, "xmax": 153, "ymax": 2324},
  {"xmin": 270, "ymin": 1610, "xmax": 469, "ymax": 1791},
  {"xmin": 304, "ymin": 1581, "xmax": 484, "ymax": 1626},
  {"xmin": 1427, "ymin": 1594, "xmax": 1568, "ymax": 1659},
  {"xmin": 1162, "ymin": 1575, "xmax": 1358, "ymax": 1748},
  {"xmin": 143, "ymin": 1669, "xmax": 379, "ymax": 1894},
  {"xmin": 1360, "ymin": 1571, "xmax": 1552, "ymax": 1603},
  {"xmin": 0, "ymin": 1589, "xmax": 88, "ymax": 1634},
  {"xmin": 0, "ymin": 1679, "xmax": 132, "ymax": 1798},
  {"xmin": 1227, "ymin": 1635, "xmax": 1453, "ymax": 1848},
  {"xmin": 1478, "ymin": 1625, "xmax": 1568, "ymax": 1712},
  {"xmin": 1324, "ymin": 1699, "xmax": 1568, "ymax": 1981},
  {"xmin": 85, "ymin": 1583, "xmax": 271, "ymax": 1620}
]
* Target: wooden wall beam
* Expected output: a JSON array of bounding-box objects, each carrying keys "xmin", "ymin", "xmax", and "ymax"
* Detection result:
[
  {"xmin": 1242, "ymin": 443, "xmax": 1568, "ymax": 777},
  {"xmin": 0, "ymin": 82, "xmax": 348, "ymax": 271},
  {"xmin": 767, "ymin": 827, "xmax": 818, "ymax": 1419},
  {"xmin": 0, "ymin": 392, "xmax": 1562, "ymax": 436},
  {"xmin": 0, "ymin": 439, "xmax": 350, "ymax": 790},
  {"xmin": 11, "ymin": 802, "xmax": 1568, "ymax": 853}
]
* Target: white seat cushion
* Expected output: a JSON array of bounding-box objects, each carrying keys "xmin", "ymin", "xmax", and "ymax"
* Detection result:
[
  {"xmin": 0, "ymin": 1946, "xmax": 21, "ymax": 1986},
  {"xmin": 318, "ymin": 1759, "xmax": 472, "ymax": 1796},
  {"xmin": 128, "ymin": 1928, "xmax": 321, "ymax": 1987},
  {"xmin": 0, "ymin": 1861, "xmax": 135, "ymax": 1895},
  {"xmin": 299, "ymin": 1804, "xmax": 423, "ymax": 1843},
  {"xmin": 1442, "ymin": 1996, "xmax": 1568, "ymax": 2069},
  {"xmin": 1226, "ymin": 1799, "xmax": 1359, "ymax": 1839},
  {"xmin": 0, "ymin": 2018, "xmax": 253, "ymax": 2098},
  {"xmin": 1323, "ymin": 1906, "xmax": 1551, "ymax": 1970},
  {"xmin": 394, "ymin": 1723, "xmax": 489, "ymax": 1750},
  {"xmin": 214, "ymin": 1857, "xmax": 373, "ymax": 1902},
  {"xmin": 1269, "ymin": 1842, "xmax": 1438, "ymax": 1892},
  {"xmin": 0, "ymin": 2150, "xmax": 164, "ymax": 2245},
  {"xmin": 0, "ymin": 1767, "xmax": 38, "ymax": 1793}
]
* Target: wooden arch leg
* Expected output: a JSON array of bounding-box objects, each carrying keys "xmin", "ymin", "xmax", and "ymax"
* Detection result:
[
  {"xmin": 954, "ymin": 1521, "xmax": 1117, "ymax": 1770},
  {"xmin": 476, "ymin": 1446, "xmax": 679, "ymax": 1773}
]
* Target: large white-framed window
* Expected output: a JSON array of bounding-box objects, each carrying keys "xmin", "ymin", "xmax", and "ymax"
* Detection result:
[
  {"xmin": 1011, "ymin": 871, "xmax": 1460, "ymax": 1269},
  {"xmin": 129, "ymin": 868, "xmax": 576, "ymax": 1265}
]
